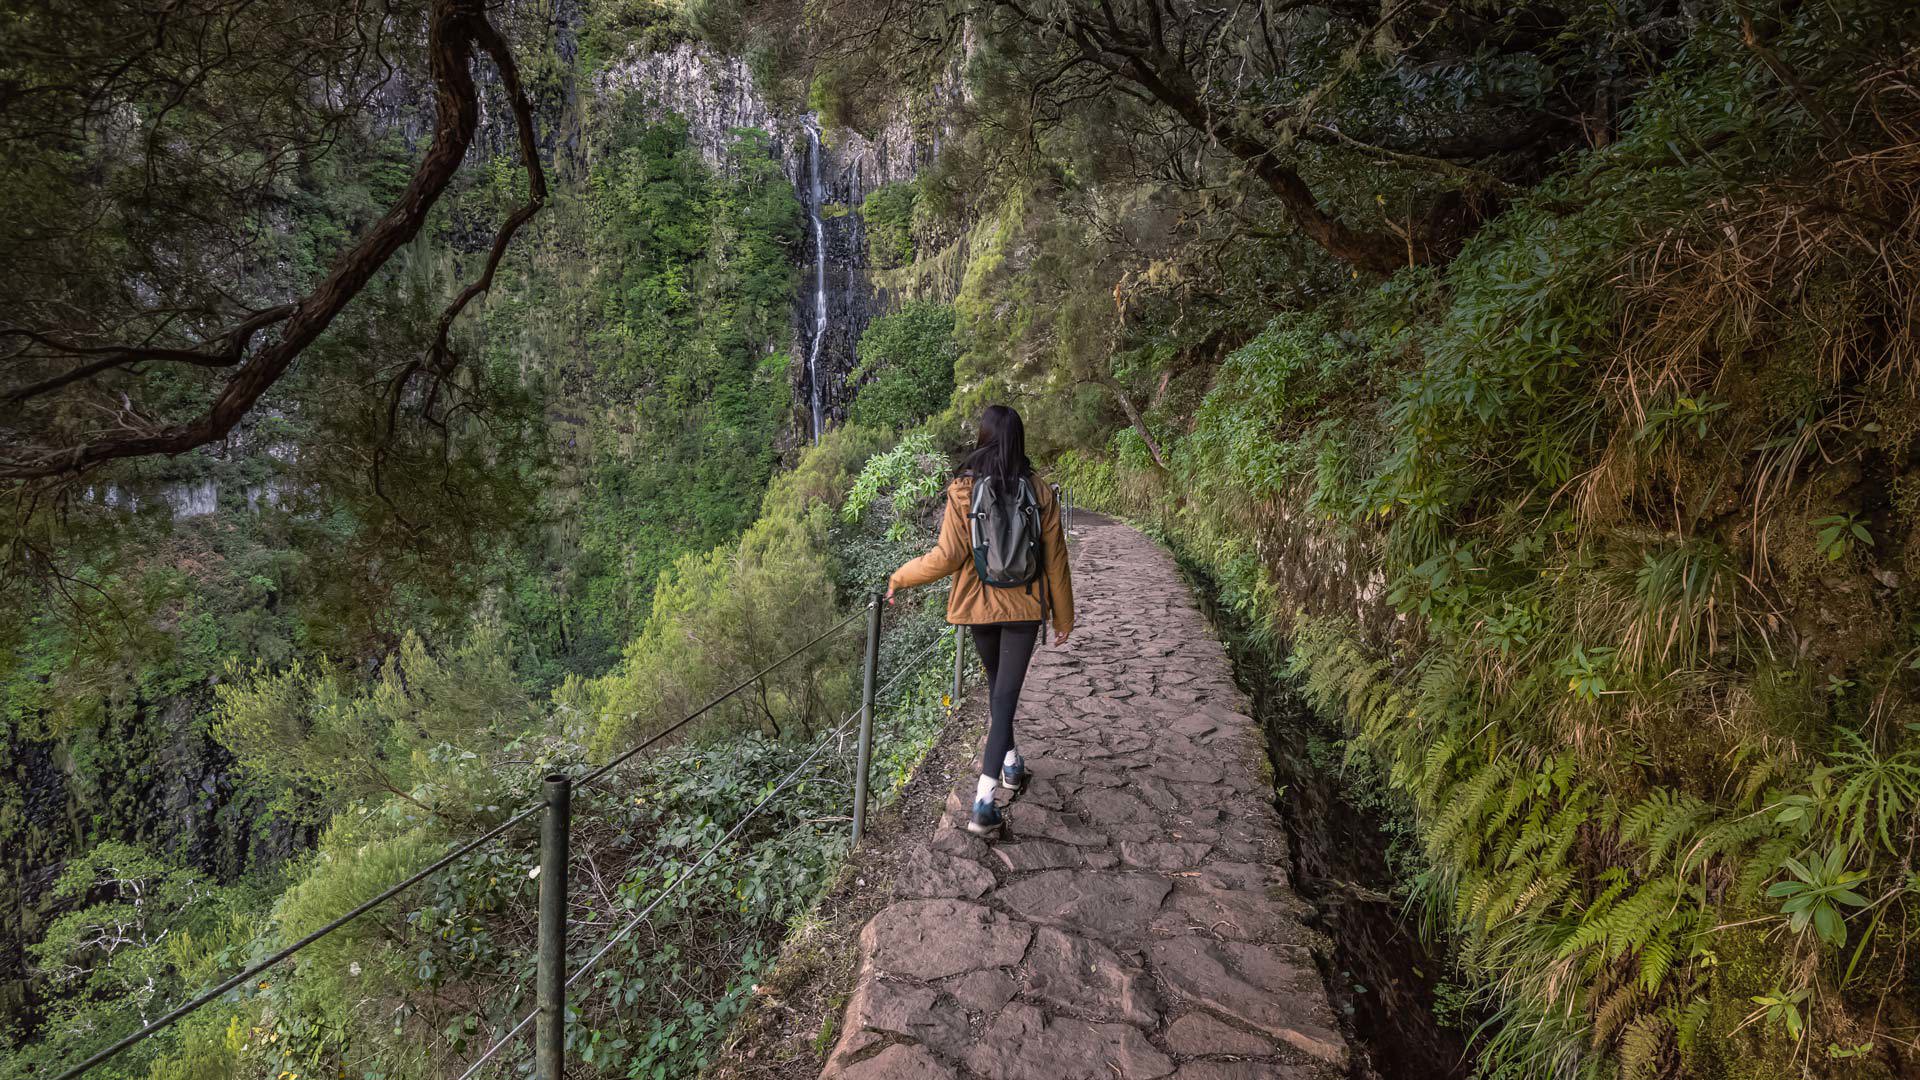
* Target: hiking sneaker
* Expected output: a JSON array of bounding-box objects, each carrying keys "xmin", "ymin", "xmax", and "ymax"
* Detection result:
[
  {"xmin": 966, "ymin": 797, "xmax": 1004, "ymax": 837},
  {"xmin": 1000, "ymin": 750, "xmax": 1028, "ymax": 793}
]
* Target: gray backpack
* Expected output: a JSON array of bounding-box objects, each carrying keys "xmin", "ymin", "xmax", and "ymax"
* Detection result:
[{"xmin": 968, "ymin": 474, "xmax": 1043, "ymax": 588}]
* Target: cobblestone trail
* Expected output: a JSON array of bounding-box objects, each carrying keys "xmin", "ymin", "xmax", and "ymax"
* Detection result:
[{"xmin": 822, "ymin": 515, "xmax": 1350, "ymax": 1080}]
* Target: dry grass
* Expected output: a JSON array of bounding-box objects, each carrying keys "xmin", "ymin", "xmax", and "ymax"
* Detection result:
[{"xmin": 1579, "ymin": 51, "xmax": 1920, "ymax": 596}]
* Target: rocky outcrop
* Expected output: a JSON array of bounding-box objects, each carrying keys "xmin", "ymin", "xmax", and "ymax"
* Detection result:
[
  {"xmin": 596, "ymin": 42, "xmax": 953, "ymax": 437},
  {"xmin": 597, "ymin": 43, "xmax": 793, "ymax": 170}
]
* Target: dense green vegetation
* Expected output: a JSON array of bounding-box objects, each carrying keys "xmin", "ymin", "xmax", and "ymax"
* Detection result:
[
  {"xmin": 490, "ymin": 105, "xmax": 804, "ymax": 682},
  {"xmin": 1056, "ymin": 39, "xmax": 1920, "ymax": 1066},
  {"xmin": 0, "ymin": 3, "xmax": 962, "ymax": 1076},
  {"xmin": 723, "ymin": 0, "xmax": 1920, "ymax": 1073},
  {"xmin": 860, "ymin": 181, "xmax": 921, "ymax": 269},
  {"xmin": 846, "ymin": 303, "xmax": 960, "ymax": 432},
  {"xmin": 13, "ymin": 0, "xmax": 1920, "ymax": 1076},
  {"xmin": 4, "ymin": 412, "xmax": 963, "ymax": 1080}
]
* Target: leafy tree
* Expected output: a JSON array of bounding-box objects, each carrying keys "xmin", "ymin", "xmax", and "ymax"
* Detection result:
[
  {"xmin": 862, "ymin": 181, "xmax": 919, "ymax": 268},
  {"xmin": 6, "ymin": 843, "xmax": 245, "ymax": 1080},
  {"xmin": 847, "ymin": 303, "xmax": 958, "ymax": 432},
  {"xmin": 213, "ymin": 622, "xmax": 536, "ymax": 817},
  {"xmin": 727, "ymin": 0, "xmax": 1666, "ymax": 273}
]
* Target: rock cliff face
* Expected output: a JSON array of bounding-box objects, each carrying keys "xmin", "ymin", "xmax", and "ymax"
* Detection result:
[
  {"xmin": 597, "ymin": 42, "xmax": 946, "ymax": 437},
  {"xmin": 1, "ymin": 697, "xmax": 311, "ymax": 1024}
]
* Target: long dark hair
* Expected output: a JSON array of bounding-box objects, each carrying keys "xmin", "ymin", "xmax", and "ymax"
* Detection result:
[{"xmin": 958, "ymin": 404, "xmax": 1032, "ymax": 482}]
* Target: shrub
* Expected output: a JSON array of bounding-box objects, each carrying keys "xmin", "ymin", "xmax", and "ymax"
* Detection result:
[
  {"xmin": 862, "ymin": 181, "xmax": 918, "ymax": 268},
  {"xmin": 847, "ymin": 303, "xmax": 958, "ymax": 432}
]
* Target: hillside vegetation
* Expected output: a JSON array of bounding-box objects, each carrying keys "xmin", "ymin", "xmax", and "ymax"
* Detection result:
[{"xmin": 725, "ymin": 0, "xmax": 1920, "ymax": 1074}]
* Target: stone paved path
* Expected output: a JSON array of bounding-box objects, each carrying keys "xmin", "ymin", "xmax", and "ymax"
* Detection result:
[{"xmin": 822, "ymin": 515, "xmax": 1349, "ymax": 1080}]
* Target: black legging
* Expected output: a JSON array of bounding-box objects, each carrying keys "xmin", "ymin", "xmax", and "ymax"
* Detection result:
[{"xmin": 970, "ymin": 621, "xmax": 1040, "ymax": 780}]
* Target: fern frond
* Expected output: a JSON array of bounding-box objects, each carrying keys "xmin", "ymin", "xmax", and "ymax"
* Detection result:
[
  {"xmin": 1679, "ymin": 810, "xmax": 1775, "ymax": 878},
  {"xmin": 1668, "ymin": 996, "xmax": 1711, "ymax": 1050},
  {"xmin": 1733, "ymin": 836, "xmax": 1798, "ymax": 903},
  {"xmin": 1622, "ymin": 789, "xmax": 1711, "ymax": 872},
  {"xmin": 1637, "ymin": 932, "xmax": 1677, "ymax": 993},
  {"xmin": 1617, "ymin": 1014, "xmax": 1673, "ymax": 1079},
  {"xmin": 1592, "ymin": 980, "xmax": 1645, "ymax": 1045}
]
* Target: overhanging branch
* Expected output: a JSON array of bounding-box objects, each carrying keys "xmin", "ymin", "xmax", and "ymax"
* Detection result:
[{"xmin": 0, "ymin": 0, "xmax": 538, "ymax": 482}]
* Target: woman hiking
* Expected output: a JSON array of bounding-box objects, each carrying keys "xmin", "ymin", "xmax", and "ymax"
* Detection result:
[{"xmin": 886, "ymin": 405, "xmax": 1075, "ymax": 837}]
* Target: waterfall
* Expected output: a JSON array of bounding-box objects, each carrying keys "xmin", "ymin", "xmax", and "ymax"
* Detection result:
[{"xmin": 803, "ymin": 122, "xmax": 829, "ymax": 441}]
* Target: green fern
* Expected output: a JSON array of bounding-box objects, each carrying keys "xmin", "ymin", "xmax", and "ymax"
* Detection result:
[
  {"xmin": 1668, "ymin": 996, "xmax": 1712, "ymax": 1051},
  {"xmin": 1557, "ymin": 871, "xmax": 1632, "ymax": 958},
  {"xmin": 1621, "ymin": 789, "xmax": 1711, "ymax": 872},
  {"xmin": 1638, "ymin": 932, "xmax": 1678, "ymax": 993},
  {"xmin": 1678, "ymin": 810, "xmax": 1776, "ymax": 879},
  {"xmin": 1592, "ymin": 979, "xmax": 1646, "ymax": 1046},
  {"xmin": 1735, "ymin": 836, "xmax": 1801, "ymax": 903}
]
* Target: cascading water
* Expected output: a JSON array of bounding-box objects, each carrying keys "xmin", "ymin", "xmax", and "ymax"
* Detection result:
[{"xmin": 803, "ymin": 122, "xmax": 829, "ymax": 441}]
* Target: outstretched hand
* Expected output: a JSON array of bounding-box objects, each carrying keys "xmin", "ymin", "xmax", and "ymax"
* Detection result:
[{"xmin": 885, "ymin": 585, "xmax": 897, "ymax": 605}]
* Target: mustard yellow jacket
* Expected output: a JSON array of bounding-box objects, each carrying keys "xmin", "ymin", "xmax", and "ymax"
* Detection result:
[{"xmin": 888, "ymin": 474, "xmax": 1075, "ymax": 637}]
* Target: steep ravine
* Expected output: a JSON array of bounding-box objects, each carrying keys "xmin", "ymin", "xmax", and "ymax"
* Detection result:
[{"xmin": 1, "ymin": 699, "xmax": 313, "ymax": 1027}]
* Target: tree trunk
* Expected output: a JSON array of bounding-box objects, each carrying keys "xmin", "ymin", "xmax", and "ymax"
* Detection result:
[
  {"xmin": 1128, "ymin": 64, "xmax": 1424, "ymax": 274},
  {"xmin": 1098, "ymin": 375, "xmax": 1168, "ymax": 469}
]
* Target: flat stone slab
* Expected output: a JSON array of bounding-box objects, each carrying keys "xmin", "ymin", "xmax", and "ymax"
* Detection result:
[
  {"xmin": 895, "ymin": 848, "xmax": 997, "ymax": 900},
  {"xmin": 863, "ymin": 899, "xmax": 1031, "ymax": 981},
  {"xmin": 815, "ymin": 516, "xmax": 1348, "ymax": 1080},
  {"xmin": 944, "ymin": 968, "xmax": 1017, "ymax": 1015},
  {"xmin": 966, "ymin": 1003, "xmax": 1174, "ymax": 1080},
  {"xmin": 1006, "ymin": 805, "xmax": 1108, "ymax": 847},
  {"xmin": 825, "ymin": 981, "xmax": 970, "ymax": 1071},
  {"xmin": 1119, "ymin": 841, "xmax": 1213, "ymax": 870},
  {"xmin": 1149, "ymin": 937, "xmax": 1348, "ymax": 1067},
  {"xmin": 1076, "ymin": 786, "xmax": 1156, "ymax": 823},
  {"xmin": 1019, "ymin": 926, "xmax": 1159, "ymax": 1026},
  {"xmin": 841, "ymin": 1043, "xmax": 958, "ymax": 1080},
  {"xmin": 997, "ymin": 870, "xmax": 1171, "ymax": 937},
  {"xmin": 1164, "ymin": 1011, "xmax": 1278, "ymax": 1056},
  {"xmin": 992, "ymin": 839, "xmax": 1086, "ymax": 872},
  {"xmin": 1152, "ymin": 863, "xmax": 1301, "ymax": 943}
]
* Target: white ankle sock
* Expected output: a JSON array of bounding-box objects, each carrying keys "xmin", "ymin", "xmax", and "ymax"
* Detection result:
[
  {"xmin": 975, "ymin": 774, "xmax": 998, "ymax": 804},
  {"xmin": 1004, "ymin": 749, "xmax": 1020, "ymax": 769}
]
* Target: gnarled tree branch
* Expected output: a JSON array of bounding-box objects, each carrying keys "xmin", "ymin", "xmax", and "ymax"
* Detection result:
[
  {"xmin": 3, "ymin": 304, "xmax": 297, "ymax": 403},
  {"xmin": 0, "ymin": 0, "xmax": 541, "ymax": 482}
]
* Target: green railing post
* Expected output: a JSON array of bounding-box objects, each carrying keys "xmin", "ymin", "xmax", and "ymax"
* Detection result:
[
  {"xmin": 852, "ymin": 596, "xmax": 883, "ymax": 846},
  {"xmin": 536, "ymin": 774, "xmax": 570, "ymax": 1080},
  {"xmin": 952, "ymin": 624, "xmax": 965, "ymax": 708}
]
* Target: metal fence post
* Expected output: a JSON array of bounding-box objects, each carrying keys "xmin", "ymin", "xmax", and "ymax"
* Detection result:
[
  {"xmin": 951, "ymin": 624, "xmax": 965, "ymax": 708},
  {"xmin": 852, "ymin": 596, "xmax": 883, "ymax": 846},
  {"xmin": 536, "ymin": 774, "xmax": 570, "ymax": 1080}
]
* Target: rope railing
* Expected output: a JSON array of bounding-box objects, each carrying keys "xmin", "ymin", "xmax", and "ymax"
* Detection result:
[
  {"xmin": 55, "ymin": 591, "xmax": 955, "ymax": 1080},
  {"xmin": 575, "ymin": 604, "xmax": 871, "ymax": 792},
  {"xmin": 454, "ymin": 633, "xmax": 949, "ymax": 1079}
]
